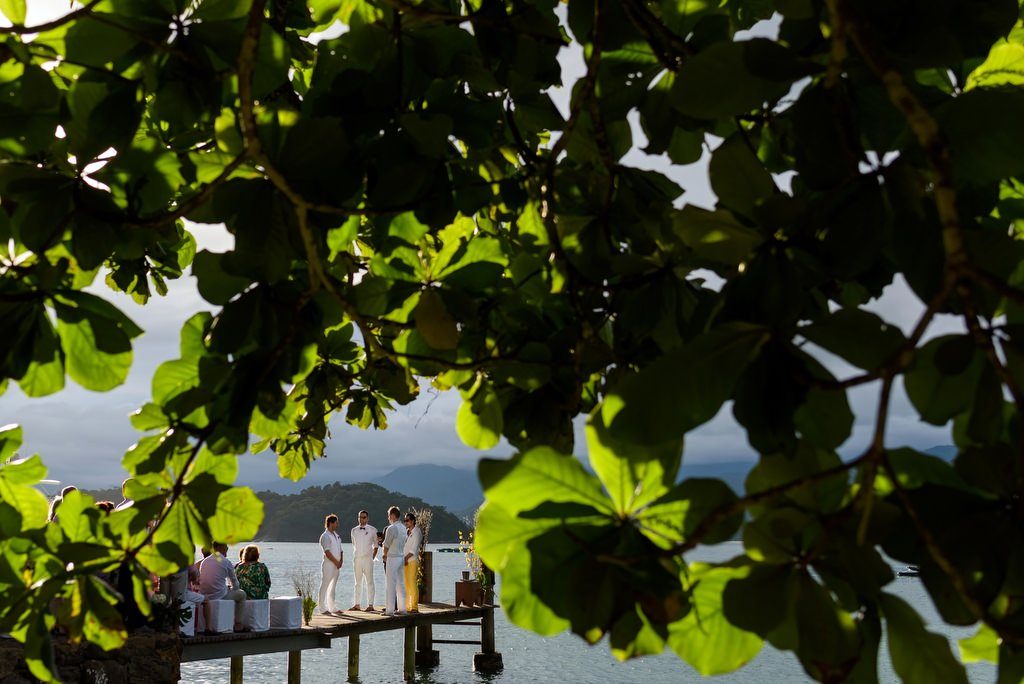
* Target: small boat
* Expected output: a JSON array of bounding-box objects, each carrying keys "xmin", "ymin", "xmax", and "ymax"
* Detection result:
[{"xmin": 897, "ymin": 565, "xmax": 920, "ymax": 577}]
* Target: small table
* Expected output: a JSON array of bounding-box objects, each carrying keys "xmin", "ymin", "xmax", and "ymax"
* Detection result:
[{"xmin": 455, "ymin": 579, "xmax": 481, "ymax": 607}]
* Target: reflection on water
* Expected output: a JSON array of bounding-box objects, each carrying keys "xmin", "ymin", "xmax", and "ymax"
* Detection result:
[{"xmin": 181, "ymin": 542, "xmax": 994, "ymax": 683}]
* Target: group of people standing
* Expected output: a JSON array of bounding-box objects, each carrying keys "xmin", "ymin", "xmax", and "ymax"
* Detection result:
[{"xmin": 318, "ymin": 506, "xmax": 423, "ymax": 616}]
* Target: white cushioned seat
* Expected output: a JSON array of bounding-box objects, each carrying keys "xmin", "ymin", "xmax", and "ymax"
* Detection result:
[
  {"xmin": 269, "ymin": 596, "xmax": 302, "ymax": 629},
  {"xmin": 204, "ymin": 599, "xmax": 235, "ymax": 633},
  {"xmin": 240, "ymin": 599, "xmax": 270, "ymax": 632}
]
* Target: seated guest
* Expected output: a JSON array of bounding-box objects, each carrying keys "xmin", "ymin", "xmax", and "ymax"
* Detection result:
[
  {"xmin": 167, "ymin": 565, "xmax": 205, "ymax": 636},
  {"xmin": 236, "ymin": 545, "xmax": 271, "ymax": 600},
  {"xmin": 199, "ymin": 542, "xmax": 248, "ymax": 631}
]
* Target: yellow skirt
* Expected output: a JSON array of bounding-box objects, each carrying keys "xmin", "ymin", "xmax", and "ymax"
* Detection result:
[{"xmin": 404, "ymin": 560, "xmax": 419, "ymax": 612}]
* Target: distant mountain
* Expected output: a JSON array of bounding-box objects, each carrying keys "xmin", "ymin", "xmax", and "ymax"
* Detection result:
[
  {"xmin": 923, "ymin": 445, "xmax": 956, "ymax": 461},
  {"xmin": 256, "ymin": 482, "xmax": 468, "ymax": 542},
  {"xmin": 372, "ymin": 464, "xmax": 482, "ymax": 515}
]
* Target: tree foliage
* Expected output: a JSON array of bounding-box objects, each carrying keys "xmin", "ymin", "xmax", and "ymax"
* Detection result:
[{"xmin": 1, "ymin": 0, "xmax": 1024, "ymax": 680}]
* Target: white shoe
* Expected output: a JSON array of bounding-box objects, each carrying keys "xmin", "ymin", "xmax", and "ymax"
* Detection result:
[{"xmin": 383, "ymin": 611, "xmax": 394, "ymax": 616}]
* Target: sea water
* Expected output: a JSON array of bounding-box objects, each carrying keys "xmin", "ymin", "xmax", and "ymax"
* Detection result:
[{"xmin": 180, "ymin": 542, "xmax": 995, "ymax": 683}]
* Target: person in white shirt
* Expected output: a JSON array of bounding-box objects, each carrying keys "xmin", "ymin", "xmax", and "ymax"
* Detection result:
[
  {"xmin": 403, "ymin": 512, "xmax": 423, "ymax": 613},
  {"xmin": 198, "ymin": 542, "xmax": 247, "ymax": 631},
  {"xmin": 380, "ymin": 506, "xmax": 406, "ymax": 615},
  {"xmin": 318, "ymin": 514, "xmax": 344, "ymax": 615},
  {"xmin": 349, "ymin": 510, "xmax": 378, "ymax": 611}
]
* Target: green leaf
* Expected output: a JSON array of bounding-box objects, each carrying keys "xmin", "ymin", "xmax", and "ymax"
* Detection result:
[
  {"xmin": 745, "ymin": 444, "xmax": 847, "ymax": 513},
  {"xmin": 637, "ymin": 478, "xmax": 742, "ymax": 549},
  {"xmin": 966, "ymin": 41, "xmax": 1024, "ymax": 90},
  {"xmin": 208, "ymin": 487, "xmax": 263, "ymax": 543},
  {"xmin": 800, "ymin": 308, "xmax": 906, "ymax": 372},
  {"xmin": 54, "ymin": 298, "xmax": 135, "ymax": 392},
  {"xmin": 881, "ymin": 448, "xmax": 974, "ymax": 492},
  {"xmin": 880, "ymin": 592, "xmax": 968, "ymax": 684},
  {"xmin": 602, "ymin": 324, "xmax": 769, "ymax": 446},
  {"xmin": 709, "ymin": 134, "xmax": 776, "ymax": 219},
  {"xmin": 0, "ymin": 423, "xmax": 24, "ymax": 462},
  {"xmin": 960, "ymin": 624, "xmax": 999, "ymax": 664},
  {"xmin": 414, "ymin": 289, "xmax": 459, "ymax": 350},
  {"xmin": 667, "ymin": 564, "xmax": 763, "ymax": 674},
  {"xmin": 456, "ymin": 388, "xmax": 503, "ymax": 450},
  {"xmin": 672, "ymin": 206, "xmax": 763, "ymax": 267},
  {"xmin": 671, "ymin": 39, "xmax": 814, "ymax": 118},
  {"xmin": 192, "ymin": 251, "xmax": 252, "ymax": 305},
  {"xmin": 479, "ymin": 447, "xmax": 613, "ymax": 518},
  {"xmin": 1, "ymin": 454, "xmax": 46, "ymax": 485},
  {"xmin": 904, "ymin": 335, "xmax": 987, "ymax": 425},
  {"xmin": 475, "ymin": 502, "xmax": 570, "ymax": 636},
  {"xmin": 938, "ymin": 88, "xmax": 1024, "ymax": 186},
  {"xmin": 0, "ymin": 0, "xmax": 26, "ymax": 25},
  {"xmin": 585, "ymin": 409, "xmax": 682, "ymax": 516}
]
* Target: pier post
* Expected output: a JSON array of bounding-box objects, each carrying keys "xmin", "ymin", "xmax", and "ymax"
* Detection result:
[
  {"xmin": 404, "ymin": 626, "xmax": 416, "ymax": 680},
  {"xmin": 415, "ymin": 552, "xmax": 439, "ymax": 667},
  {"xmin": 287, "ymin": 650, "xmax": 301, "ymax": 684},
  {"xmin": 472, "ymin": 608, "xmax": 503, "ymax": 673},
  {"xmin": 230, "ymin": 656, "xmax": 243, "ymax": 684},
  {"xmin": 347, "ymin": 635, "xmax": 359, "ymax": 681}
]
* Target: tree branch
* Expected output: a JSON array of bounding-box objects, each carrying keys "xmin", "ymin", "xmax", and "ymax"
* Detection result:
[{"xmin": 0, "ymin": 0, "xmax": 102, "ymax": 35}]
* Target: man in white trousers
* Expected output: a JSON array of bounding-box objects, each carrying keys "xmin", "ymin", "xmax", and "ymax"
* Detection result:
[
  {"xmin": 381, "ymin": 505, "xmax": 406, "ymax": 615},
  {"xmin": 318, "ymin": 514, "xmax": 343, "ymax": 615},
  {"xmin": 349, "ymin": 509, "xmax": 378, "ymax": 611}
]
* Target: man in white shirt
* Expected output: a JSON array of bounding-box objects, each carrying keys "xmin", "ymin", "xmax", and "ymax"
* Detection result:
[
  {"xmin": 380, "ymin": 506, "xmax": 406, "ymax": 615},
  {"xmin": 349, "ymin": 510, "xmax": 378, "ymax": 611},
  {"xmin": 318, "ymin": 514, "xmax": 344, "ymax": 615},
  {"xmin": 198, "ymin": 542, "xmax": 247, "ymax": 631}
]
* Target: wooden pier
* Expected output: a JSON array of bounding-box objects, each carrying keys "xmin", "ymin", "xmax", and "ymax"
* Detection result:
[{"xmin": 182, "ymin": 602, "xmax": 502, "ymax": 682}]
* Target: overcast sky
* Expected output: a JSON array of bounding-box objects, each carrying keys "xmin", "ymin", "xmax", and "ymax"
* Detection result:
[{"xmin": 1, "ymin": 5, "xmax": 956, "ymax": 492}]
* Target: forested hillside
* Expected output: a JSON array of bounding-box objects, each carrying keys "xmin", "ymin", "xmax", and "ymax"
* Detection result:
[{"xmin": 254, "ymin": 483, "xmax": 467, "ymax": 542}]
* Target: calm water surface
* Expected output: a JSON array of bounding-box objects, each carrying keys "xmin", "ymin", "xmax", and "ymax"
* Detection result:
[{"xmin": 181, "ymin": 542, "xmax": 994, "ymax": 683}]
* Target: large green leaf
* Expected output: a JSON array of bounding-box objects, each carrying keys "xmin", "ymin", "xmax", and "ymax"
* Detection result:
[
  {"xmin": 709, "ymin": 135, "xmax": 776, "ymax": 219},
  {"xmin": 800, "ymin": 308, "xmax": 907, "ymax": 372},
  {"xmin": 602, "ymin": 324, "xmax": 769, "ymax": 446},
  {"xmin": 0, "ymin": 0, "xmax": 25, "ymax": 25},
  {"xmin": 636, "ymin": 478, "xmax": 742, "ymax": 549},
  {"xmin": 479, "ymin": 448, "xmax": 613, "ymax": 517},
  {"xmin": 904, "ymin": 335, "xmax": 987, "ymax": 425},
  {"xmin": 208, "ymin": 487, "xmax": 264, "ymax": 544},
  {"xmin": 671, "ymin": 39, "xmax": 815, "ymax": 118},
  {"xmin": 672, "ymin": 206, "xmax": 764, "ymax": 267},
  {"xmin": 880, "ymin": 593, "xmax": 969, "ymax": 684},
  {"xmin": 585, "ymin": 408, "xmax": 682, "ymax": 516},
  {"xmin": 456, "ymin": 388, "xmax": 503, "ymax": 450},
  {"xmin": 667, "ymin": 564, "xmax": 763, "ymax": 674},
  {"xmin": 475, "ymin": 502, "xmax": 574, "ymax": 635},
  {"xmin": 53, "ymin": 294, "xmax": 140, "ymax": 392}
]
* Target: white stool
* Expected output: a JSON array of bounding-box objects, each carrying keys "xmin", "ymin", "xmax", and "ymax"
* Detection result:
[
  {"xmin": 204, "ymin": 599, "xmax": 235, "ymax": 633},
  {"xmin": 180, "ymin": 604, "xmax": 196, "ymax": 637},
  {"xmin": 240, "ymin": 599, "xmax": 270, "ymax": 632},
  {"xmin": 269, "ymin": 596, "xmax": 302, "ymax": 629}
]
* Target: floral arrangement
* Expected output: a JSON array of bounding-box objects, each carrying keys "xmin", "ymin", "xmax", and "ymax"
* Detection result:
[
  {"xmin": 412, "ymin": 507, "xmax": 432, "ymax": 592},
  {"xmin": 458, "ymin": 529, "xmax": 483, "ymax": 582},
  {"xmin": 411, "ymin": 506, "xmax": 432, "ymax": 549},
  {"xmin": 291, "ymin": 566, "xmax": 319, "ymax": 625}
]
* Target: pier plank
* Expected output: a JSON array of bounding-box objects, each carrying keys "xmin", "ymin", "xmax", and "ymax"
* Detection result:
[{"xmin": 181, "ymin": 603, "xmax": 493, "ymax": 662}]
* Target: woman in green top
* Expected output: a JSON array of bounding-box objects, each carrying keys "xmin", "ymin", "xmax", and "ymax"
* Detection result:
[{"xmin": 236, "ymin": 545, "xmax": 272, "ymax": 600}]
